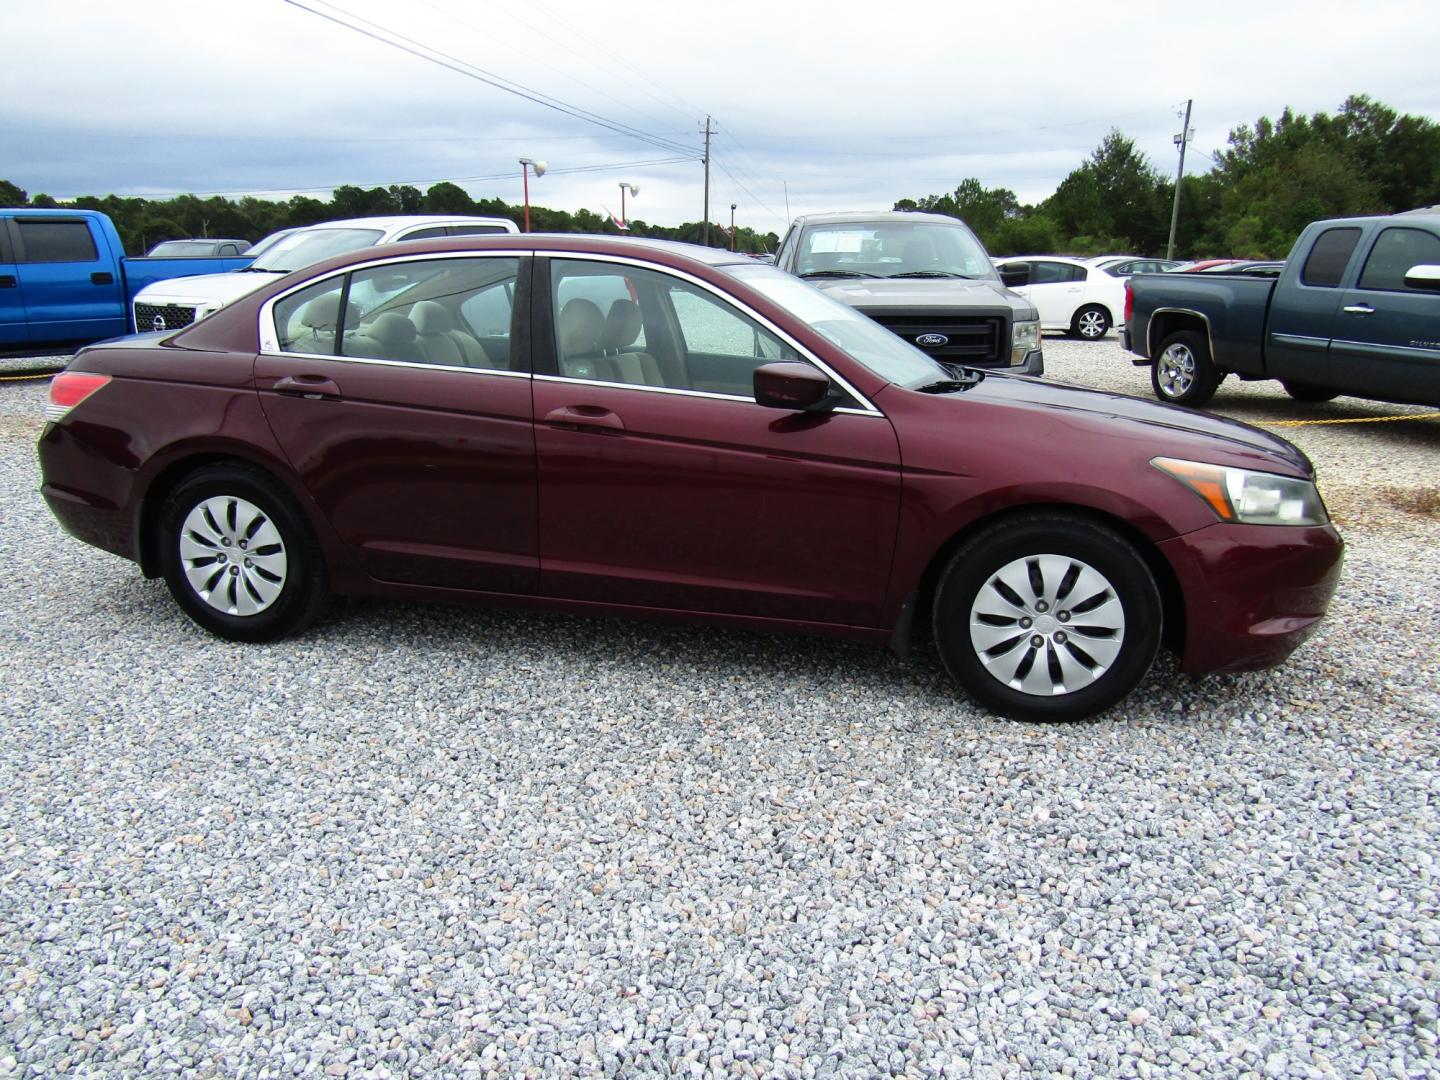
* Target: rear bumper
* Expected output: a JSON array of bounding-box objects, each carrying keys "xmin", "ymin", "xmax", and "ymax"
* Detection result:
[{"xmin": 1158, "ymin": 521, "xmax": 1344, "ymax": 675}]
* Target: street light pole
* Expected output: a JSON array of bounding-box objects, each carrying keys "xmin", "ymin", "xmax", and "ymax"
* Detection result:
[
  {"xmin": 730, "ymin": 203, "xmax": 736, "ymax": 251},
  {"xmin": 519, "ymin": 158, "xmax": 546, "ymax": 233},
  {"xmin": 1166, "ymin": 100, "xmax": 1193, "ymax": 261},
  {"xmin": 618, "ymin": 182, "xmax": 639, "ymax": 231}
]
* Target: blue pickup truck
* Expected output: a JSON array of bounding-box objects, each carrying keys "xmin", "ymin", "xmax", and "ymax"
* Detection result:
[
  {"xmin": 1123, "ymin": 209, "xmax": 1440, "ymax": 407},
  {"xmin": 0, "ymin": 208, "xmax": 254, "ymax": 353}
]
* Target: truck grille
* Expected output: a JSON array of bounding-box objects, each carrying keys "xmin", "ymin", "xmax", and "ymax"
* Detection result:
[
  {"xmin": 134, "ymin": 303, "xmax": 197, "ymax": 333},
  {"xmin": 865, "ymin": 313, "xmax": 1006, "ymax": 366}
]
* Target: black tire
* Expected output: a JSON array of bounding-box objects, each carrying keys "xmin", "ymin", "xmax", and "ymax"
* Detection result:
[
  {"xmin": 1282, "ymin": 381, "xmax": 1340, "ymax": 403},
  {"xmin": 1069, "ymin": 304, "xmax": 1111, "ymax": 340},
  {"xmin": 157, "ymin": 463, "xmax": 330, "ymax": 642},
  {"xmin": 1151, "ymin": 329, "xmax": 1222, "ymax": 407},
  {"xmin": 932, "ymin": 514, "xmax": 1162, "ymax": 722}
]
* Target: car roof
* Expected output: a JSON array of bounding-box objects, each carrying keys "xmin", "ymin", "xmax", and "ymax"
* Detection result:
[
  {"xmin": 295, "ymin": 215, "xmax": 512, "ymax": 233},
  {"xmin": 789, "ymin": 211, "xmax": 969, "ymax": 227},
  {"xmin": 995, "ymin": 254, "xmax": 1091, "ymax": 266}
]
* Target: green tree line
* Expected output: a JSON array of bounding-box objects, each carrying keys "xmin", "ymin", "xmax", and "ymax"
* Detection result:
[
  {"xmin": 894, "ymin": 95, "xmax": 1440, "ymax": 259},
  {"xmin": 0, "ymin": 178, "xmax": 779, "ymax": 256}
]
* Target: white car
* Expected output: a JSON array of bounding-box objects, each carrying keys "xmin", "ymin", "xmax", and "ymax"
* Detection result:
[
  {"xmin": 132, "ymin": 215, "xmax": 519, "ymax": 334},
  {"xmin": 993, "ymin": 256, "xmax": 1129, "ymax": 340}
]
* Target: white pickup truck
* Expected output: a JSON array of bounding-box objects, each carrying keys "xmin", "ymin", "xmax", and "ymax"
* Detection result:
[{"xmin": 131, "ymin": 214, "xmax": 518, "ymax": 334}]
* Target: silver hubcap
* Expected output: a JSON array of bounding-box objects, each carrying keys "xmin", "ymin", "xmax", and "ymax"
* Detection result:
[
  {"xmin": 969, "ymin": 554, "xmax": 1126, "ymax": 697},
  {"xmin": 180, "ymin": 496, "xmax": 288, "ymax": 616},
  {"xmin": 1157, "ymin": 344, "xmax": 1195, "ymax": 397},
  {"xmin": 1078, "ymin": 310, "xmax": 1106, "ymax": 337}
]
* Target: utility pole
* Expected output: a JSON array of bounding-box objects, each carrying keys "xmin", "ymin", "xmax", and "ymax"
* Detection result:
[
  {"xmin": 702, "ymin": 115, "xmax": 713, "ymax": 247},
  {"xmin": 1166, "ymin": 99, "xmax": 1193, "ymax": 261}
]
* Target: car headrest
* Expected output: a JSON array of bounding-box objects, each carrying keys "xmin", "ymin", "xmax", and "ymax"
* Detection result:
[
  {"xmin": 365, "ymin": 312, "xmax": 418, "ymax": 346},
  {"xmin": 410, "ymin": 300, "xmax": 452, "ymax": 335},
  {"xmin": 300, "ymin": 294, "xmax": 358, "ymax": 330},
  {"xmin": 598, "ymin": 299, "xmax": 642, "ymax": 351},
  {"xmin": 557, "ymin": 297, "xmax": 604, "ymax": 358}
]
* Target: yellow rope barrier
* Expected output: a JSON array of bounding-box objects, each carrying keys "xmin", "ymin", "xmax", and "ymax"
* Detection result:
[
  {"xmin": 0, "ymin": 371, "xmax": 58, "ymax": 383},
  {"xmin": 1258, "ymin": 412, "xmax": 1440, "ymax": 427}
]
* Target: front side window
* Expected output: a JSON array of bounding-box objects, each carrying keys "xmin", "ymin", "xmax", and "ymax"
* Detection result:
[
  {"xmin": 723, "ymin": 262, "xmax": 947, "ymax": 389},
  {"xmin": 1358, "ymin": 228, "xmax": 1440, "ymax": 293},
  {"xmin": 272, "ymin": 257, "xmax": 519, "ymax": 370},
  {"xmin": 16, "ymin": 220, "xmax": 98, "ymax": 263},
  {"xmin": 550, "ymin": 259, "xmax": 818, "ymax": 398},
  {"xmin": 1300, "ymin": 228, "xmax": 1361, "ymax": 288}
]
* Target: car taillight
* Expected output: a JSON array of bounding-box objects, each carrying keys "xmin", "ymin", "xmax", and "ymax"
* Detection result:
[
  {"xmin": 1124, "ymin": 281, "xmax": 1133, "ymax": 324},
  {"xmin": 45, "ymin": 372, "xmax": 111, "ymax": 424}
]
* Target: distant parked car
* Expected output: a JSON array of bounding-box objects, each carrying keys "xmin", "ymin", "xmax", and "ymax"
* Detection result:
[
  {"xmin": 1093, "ymin": 257, "xmax": 1184, "ymax": 277},
  {"xmin": 1196, "ymin": 260, "xmax": 1285, "ymax": 277},
  {"xmin": 39, "ymin": 234, "xmax": 1343, "ymax": 721},
  {"xmin": 146, "ymin": 238, "xmax": 251, "ymax": 258},
  {"xmin": 1171, "ymin": 259, "xmax": 1245, "ymax": 273},
  {"xmin": 992, "ymin": 256, "xmax": 1128, "ymax": 339},
  {"xmin": 131, "ymin": 215, "xmax": 521, "ymax": 333}
]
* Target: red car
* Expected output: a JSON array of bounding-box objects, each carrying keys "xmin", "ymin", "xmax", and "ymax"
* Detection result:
[{"xmin": 39, "ymin": 235, "xmax": 1343, "ymax": 721}]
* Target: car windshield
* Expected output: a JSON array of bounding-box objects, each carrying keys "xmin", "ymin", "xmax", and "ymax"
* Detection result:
[
  {"xmin": 796, "ymin": 220, "xmax": 998, "ymax": 280},
  {"xmin": 249, "ymin": 228, "xmax": 385, "ymax": 273},
  {"xmin": 147, "ymin": 240, "xmax": 215, "ymax": 257},
  {"xmin": 721, "ymin": 263, "xmax": 948, "ymax": 388}
]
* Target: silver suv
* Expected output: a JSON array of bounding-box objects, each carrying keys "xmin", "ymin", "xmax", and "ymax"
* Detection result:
[{"xmin": 774, "ymin": 211, "xmax": 1043, "ymax": 374}]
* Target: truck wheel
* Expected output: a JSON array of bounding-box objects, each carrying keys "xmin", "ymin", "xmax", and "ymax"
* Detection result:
[
  {"xmin": 158, "ymin": 463, "xmax": 331, "ymax": 642},
  {"xmin": 1152, "ymin": 330, "xmax": 1222, "ymax": 407},
  {"xmin": 931, "ymin": 513, "xmax": 1162, "ymax": 722},
  {"xmin": 1282, "ymin": 381, "xmax": 1340, "ymax": 403},
  {"xmin": 1070, "ymin": 305, "xmax": 1111, "ymax": 340}
]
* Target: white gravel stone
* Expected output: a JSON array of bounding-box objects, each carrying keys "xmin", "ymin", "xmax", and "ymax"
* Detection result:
[{"xmin": 0, "ymin": 339, "xmax": 1437, "ymax": 1077}]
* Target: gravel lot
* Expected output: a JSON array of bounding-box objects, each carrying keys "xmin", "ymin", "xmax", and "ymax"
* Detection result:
[{"xmin": 2, "ymin": 340, "xmax": 1437, "ymax": 1078}]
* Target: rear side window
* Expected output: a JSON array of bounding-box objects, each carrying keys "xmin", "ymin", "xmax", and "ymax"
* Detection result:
[
  {"xmin": 1358, "ymin": 228, "xmax": 1440, "ymax": 292},
  {"xmin": 1300, "ymin": 228, "xmax": 1361, "ymax": 288},
  {"xmin": 15, "ymin": 220, "xmax": 99, "ymax": 263},
  {"xmin": 1031, "ymin": 261, "xmax": 1084, "ymax": 285},
  {"xmin": 448, "ymin": 224, "xmax": 511, "ymax": 236}
]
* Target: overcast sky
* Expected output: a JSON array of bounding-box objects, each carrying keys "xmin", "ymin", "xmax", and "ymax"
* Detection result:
[{"xmin": 4, "ymin": 0, "xmax": 1438, "ymax": 237}]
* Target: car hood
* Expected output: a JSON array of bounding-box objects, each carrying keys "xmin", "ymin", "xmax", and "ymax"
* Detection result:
[
  {"xmin": 809, "ymin": 276, "xmax": 1035, "ymax": 315},
  {"xmin": 884, "ymin": 371, "xmax": 1315, "ymax": 476},
  {"xmin": 133, "ymin": 270, "xmax": 284, "ymax": 306}
]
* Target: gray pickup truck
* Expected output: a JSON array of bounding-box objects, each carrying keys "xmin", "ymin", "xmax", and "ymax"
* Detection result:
[
  {"xmin": 774, "ymin": 211, "xmax": 1044, "ymax": 374},
  {"xmin": 1123, "ymin": 210, "xmax": 1440, "ymax": 407}
]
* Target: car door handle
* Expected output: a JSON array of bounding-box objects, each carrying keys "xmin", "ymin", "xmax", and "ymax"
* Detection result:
[
  {"xmin": 543, "ymin": 404, "xmax": 625, "ymax": 434},
  {"xmin": 91, "ymin": 271, "xmax": 115, "ymax": 285},
  {"xmin": 273, "ymin": 374, "xmax": 342, "ymax": 400},
  {"xmin": 0, "ymin": 275, "xmax": 14, "ymax": 289},
  {"xmin": 1343, "ymin": 303, "xmax": 1374, "ymax": 315}
]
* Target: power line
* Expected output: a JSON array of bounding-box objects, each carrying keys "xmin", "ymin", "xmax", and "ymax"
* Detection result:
[{"xmin": 279, "ymin": 0, "xmax": 698, "ymax": 160}]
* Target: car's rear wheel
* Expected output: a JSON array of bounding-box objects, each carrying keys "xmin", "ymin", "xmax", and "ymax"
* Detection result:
[
  {"xmin": 1070, "ymin": 304, "xmax": 1111, "ymax": 340},
  {"xmin": 932, "ymin": 514, "xmax": 1162, "ymax": 722},
  {"xmin": 158, "ymin": 463, "xmax": 329, "ymax": 642},
  {"xmin": 1152, "ymin": 330, "xmax": 1222, "ymax": 407},
  {"xmin": 1282, "ymin": 381, "xmax": 1340, "ymax": 403}
]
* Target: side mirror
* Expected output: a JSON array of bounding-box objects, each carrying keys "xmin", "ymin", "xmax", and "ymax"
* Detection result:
[
  {"xmin": 999, "ymin": 265, "xmax": 1030, "ymax": 288},
  {"xmin": 754, "ymin": 361, "xmax": 832, "ymax": 411},
  {"xmin": 1403, "ymin": 264, "xmax": 1440, "ymax": 292}
]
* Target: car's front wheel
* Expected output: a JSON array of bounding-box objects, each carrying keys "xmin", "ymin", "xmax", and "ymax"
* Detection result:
[
  {"xmin": 1152, "ymin": 330, "xmax": 1222, "ymax": 406},
  {"xmin": 1070, "ymin": 304, "xmax": 1111, "ymax": 340},
  {"xmin": 158, "ymin": 463, "xmax": 330, "ymax": 642},
  {"xmin": 932, "ymin": 514, "xmax": 1162, "ymax": 722}
]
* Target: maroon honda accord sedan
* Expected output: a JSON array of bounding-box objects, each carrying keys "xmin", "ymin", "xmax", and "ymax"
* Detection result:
[{"xmin": 38, "ymin": 234, "xmax": 1343, "ymax": 720}]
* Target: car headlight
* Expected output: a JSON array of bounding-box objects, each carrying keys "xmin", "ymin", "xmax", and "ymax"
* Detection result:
[
  {"xmin": 1152, "ymin": 457, "xmax": 1329, "ymax": 526},
  {"xmin": 1010, "ymin": 319, "xmax": 1041, "ymax": 366}
]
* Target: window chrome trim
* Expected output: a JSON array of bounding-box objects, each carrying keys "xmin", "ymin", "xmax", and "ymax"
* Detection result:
[
  {"xmin": 259, "ymin": 349, "xmax": 532, "ymax": 379},
  {"xmin": 257, "ymin": 248, "xmax": 530, "ymax": 356},
  {"xmin": 536, "ymin": 250, "xmax": 883, "ymax": 416},
  {"xmin": 533, "ymin": 373, "xmax": 882, "ymax": 416}
]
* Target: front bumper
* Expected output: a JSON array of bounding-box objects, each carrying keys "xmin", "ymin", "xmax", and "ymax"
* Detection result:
[{"xmin": 1158, "ymin": 521, "xmax": 1344, "ymax": 675}]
